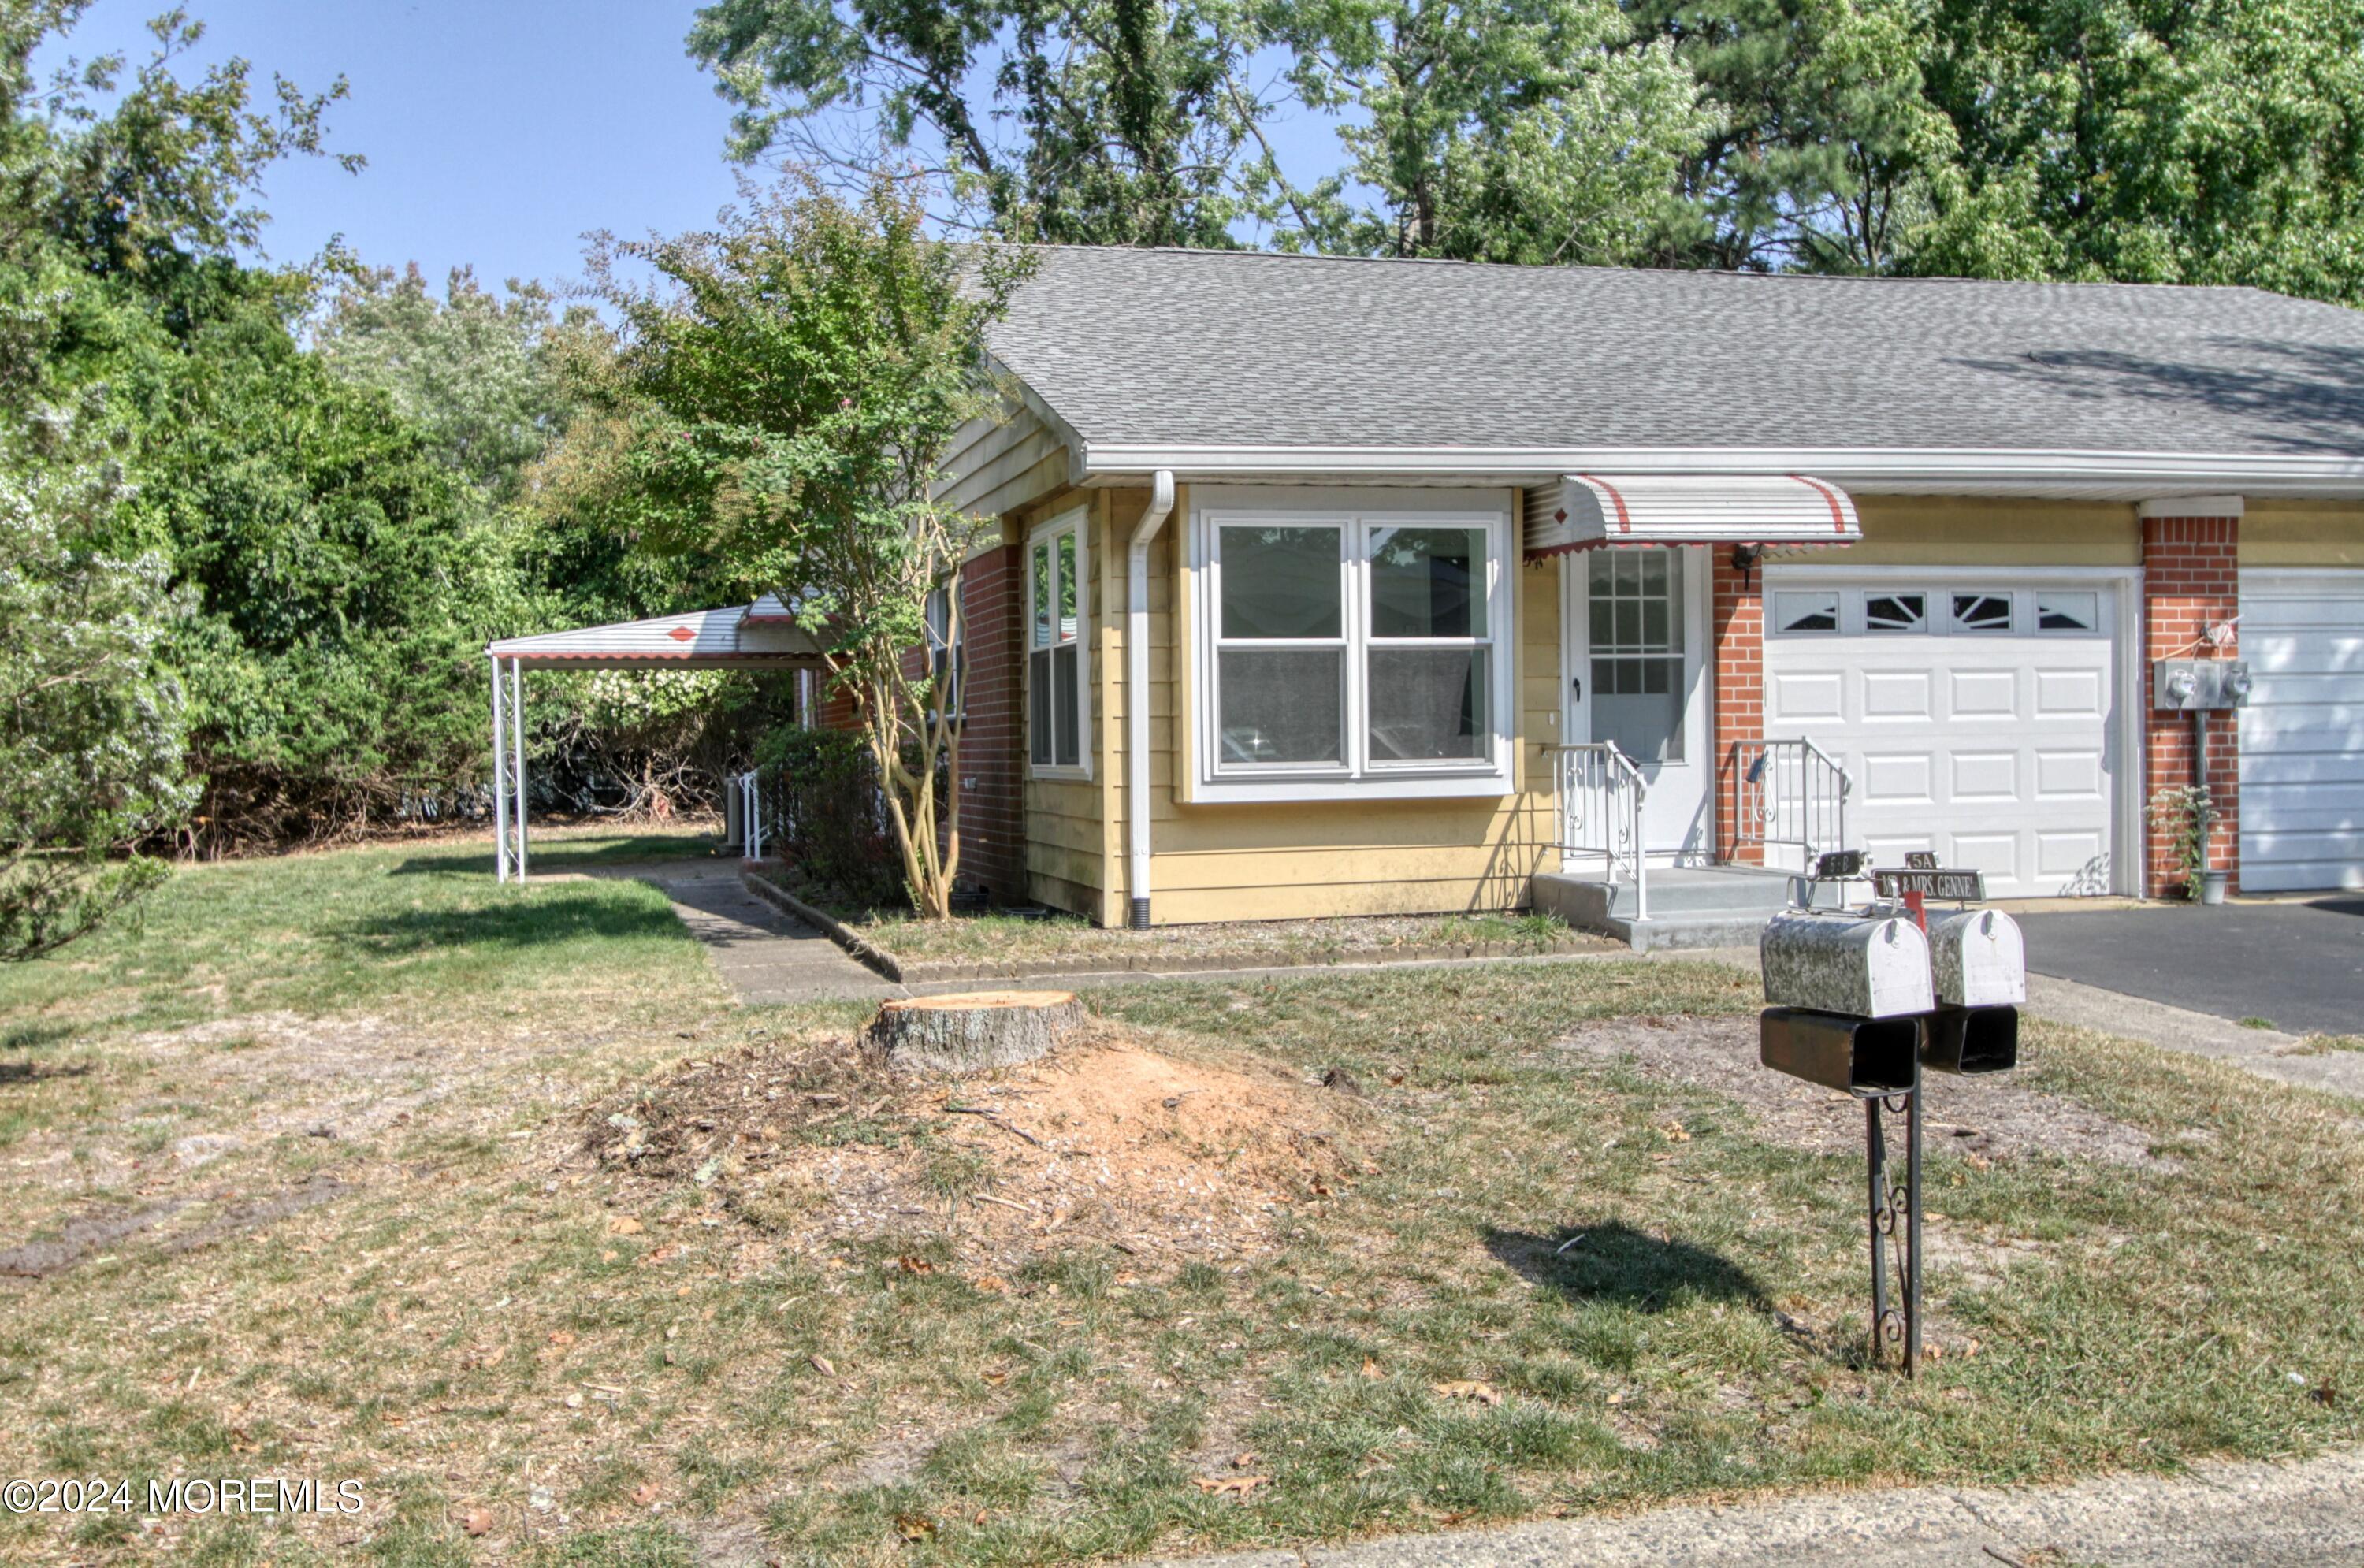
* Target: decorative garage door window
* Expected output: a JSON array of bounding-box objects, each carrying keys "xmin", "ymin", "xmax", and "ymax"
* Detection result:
[
  {"xmin": 1775, "ymin": 589, "xmax": 2101, "ymax": 637},
  {"xmin": 1192, "ymin": 491, "xmax": 1516, "ymax": 801}
]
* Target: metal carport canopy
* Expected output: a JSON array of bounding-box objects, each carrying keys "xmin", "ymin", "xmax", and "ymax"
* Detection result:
[{"xmin": 484, "ymin": 594, "xmax": 825, "ymax": 881}]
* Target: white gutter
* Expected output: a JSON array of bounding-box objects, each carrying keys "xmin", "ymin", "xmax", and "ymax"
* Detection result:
[
  {"xmin": 1124, "ymin": 471, "xmax": 1176, "ymax": 929},
  {"xmin": 1072, "ymin": 443, "xmax": 2364, "ymax": 497}
]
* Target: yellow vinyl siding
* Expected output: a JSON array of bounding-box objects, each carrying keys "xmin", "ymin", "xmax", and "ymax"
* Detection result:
[
  {"xmin": 1822, "ymin": 496, "xmax": 2140, "ymax": 566},
  {"xmin": 2241, "ymin": 500, "xmax": 2364, "ymax": 567}
]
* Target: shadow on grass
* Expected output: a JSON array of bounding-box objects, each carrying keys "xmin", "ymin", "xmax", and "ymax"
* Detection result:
[
  {"xmin": 386, "ymin": 830, "xmax": 726, "ymax": 880},
  {"xmin": 336, "ymin": 892, "xmax": 689, "ymax": 954},
  {"xmin": 1485, "ymin": 1221, "xmax": 1770, "ymax": 1314},
  {"xmin": 1, "ymin": 1019, "xmax": 81, "ymax": 1054}
]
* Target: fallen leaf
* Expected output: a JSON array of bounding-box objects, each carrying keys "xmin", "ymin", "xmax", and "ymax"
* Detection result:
[
  {"xmin": 1231, "ymin": 1451, "xmax": 1258, "ymax": 1469},
  {"xmin": 600, "ymin": 1249, "xmax": 619, "ymax": 1263},
  {"xmin": 972, "ymin": 1508, "xmax": 988, "ymax": 1525},
  {"xmin": 1192, "ymin": 1474, "xmax": 1269, "ymax": 1497},
  {"xmin": 607, "ymin": 1216, "xmax": 644, "ymax": 1236},
  {"xmin": 461, "ymin": 1508, "xmax": 494, "ymax": 1537},
  {"xmin": 809, "ymin": 1354, "xmax": 836, "ymax": 1378},
  {"xmin": 1359, "ymin": 1358, "xmax": 1383, "ymax": 1380},
  {"xmin": 895, "ymin": 1514, "xmax": 936, "ymax": 1540},
  {"xmin": 981, "ymin": 1369, "xmax": 1009, "ymax": 1387},
  {"xmin": 1657, "ymin": 1122, "xmax": 1691, "ymax": 1143},
  {"xmin": 970, "ymin": 1274, "xmax": 1008, "ymax": 1295},
  {"xmin": 897, "ymin": 1256, "xmax": 935, "ymax": 1275},
  {"xmin": 1431, "ymin": 1380, "xmax": 1501, "ymax": 1406},
  {"xmin": 640, "ymin": 1244, "xmax": 678, "ymax": 1268},
  {"xmin": 632, "ymin": 1482, "xmax": 660, "ymax": 1507}
]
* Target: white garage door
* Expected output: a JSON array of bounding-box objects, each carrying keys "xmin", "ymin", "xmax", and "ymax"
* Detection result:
[
  {"xmin": 2240, "ymin": 571, "xmax": 2364, "ymax": 892},
  {"xmin": 1763, "ymin": 575, "xmax": 2123, "ymax": 897}
]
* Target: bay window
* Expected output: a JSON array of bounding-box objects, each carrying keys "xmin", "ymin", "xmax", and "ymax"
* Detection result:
[
  {"xmin": 1027, "ymin": 510, "xmax": 1087, "ymax": 773},
  {"xmin": 1194, "ymin": 491, "xmax": 1514, "ymax": 801}
]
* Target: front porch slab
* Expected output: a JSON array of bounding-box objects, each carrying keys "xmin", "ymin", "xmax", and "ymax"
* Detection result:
[{"xmin": 1533, "ymin": 865, "xmax": 1796, "ymax": 952}]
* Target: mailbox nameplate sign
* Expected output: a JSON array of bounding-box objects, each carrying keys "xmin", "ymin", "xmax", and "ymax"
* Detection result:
[{"xmin": 1871, "ymin": 868, "xmax": 1985, "ymax": 901}]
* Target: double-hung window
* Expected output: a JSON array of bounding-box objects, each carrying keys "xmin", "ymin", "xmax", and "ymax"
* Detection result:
[
  {"xmin": 1195, "ymin": 491, "xmax": 1513, "ymax": 801},
  {"xmin": 1027, "ymin": 511, "xmax": 1087, "ymax": 773}
]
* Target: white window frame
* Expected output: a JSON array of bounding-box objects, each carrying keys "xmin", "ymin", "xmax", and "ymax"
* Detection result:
[
  {"xmin": 1185, "ymin": 486, "xmax": 1517, "ymax": 803},
  {"xmin": 1025, "ymin": 507, "xmax": 1091, "ymax": 779}
]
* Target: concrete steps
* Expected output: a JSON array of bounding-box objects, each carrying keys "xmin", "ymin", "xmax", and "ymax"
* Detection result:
[{"xmin": 1533, "ymin": 865, "xmax": 1796, "ymax": 953}]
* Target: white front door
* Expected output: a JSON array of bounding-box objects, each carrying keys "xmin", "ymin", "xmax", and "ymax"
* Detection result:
[
  {"xmin": 1563, "ymin": 547, "xmax": 1713, "ymax": 860},
  {"xmin": 1761, "ymin": 571, "xmax": 2127, "ymax": 897}
]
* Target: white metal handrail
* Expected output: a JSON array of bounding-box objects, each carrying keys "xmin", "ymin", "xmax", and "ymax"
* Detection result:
[
  {"xmin": 1735, "ymin": 738, "xmax": 1851, "ymax": 868},
  {"xmin": 1551, "ymin": 742, "xmax": 1648, "ymax": 923},
  {"xmin": 734, "ymin": 769, "xmax": 765, "ymax": 862}
]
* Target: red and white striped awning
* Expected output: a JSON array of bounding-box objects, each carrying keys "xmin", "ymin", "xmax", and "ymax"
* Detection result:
[
  {"xmin": 1523, "ymin": 474, "xmax": 1861, "ymax": 555},
  {"xmin": 486, "ymin": 593, "xmax": 824, "ymax": 669}
]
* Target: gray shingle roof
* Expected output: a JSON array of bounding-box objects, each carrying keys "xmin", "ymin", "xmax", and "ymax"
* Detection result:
[{"xmin": 987, "ymin": 247, "xmax": 2364, "ymax": 458}]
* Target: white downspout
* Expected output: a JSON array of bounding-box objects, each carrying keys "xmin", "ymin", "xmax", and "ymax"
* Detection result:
[{"xmin": 1126, "ymin": 471, "xmax": 1176, "ymax": 929}]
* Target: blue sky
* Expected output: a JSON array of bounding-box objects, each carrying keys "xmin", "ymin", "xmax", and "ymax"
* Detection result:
[{"xmin": 36, "ymin": 2, "xmax": 1356, "ymax": 297}]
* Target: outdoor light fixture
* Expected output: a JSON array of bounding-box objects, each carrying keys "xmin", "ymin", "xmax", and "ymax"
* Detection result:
[{"xmin": 1730, "ymin": 541, "xmax": 1764, "ymax": 590}]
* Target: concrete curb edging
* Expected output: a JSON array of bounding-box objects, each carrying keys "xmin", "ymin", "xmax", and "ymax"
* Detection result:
[{"xmin": 739, "ymin": 869, "xmax": 906, "ymax": 983}]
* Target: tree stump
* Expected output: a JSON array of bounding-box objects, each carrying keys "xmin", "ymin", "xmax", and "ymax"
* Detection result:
[{"xmin": 861, "ymin": 990, "xmax": 1085, "ymax": 1074}]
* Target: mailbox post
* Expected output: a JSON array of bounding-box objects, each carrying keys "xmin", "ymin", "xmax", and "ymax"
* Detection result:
[{"xmin": 1759, "ymin": 862, "xmax": 2027, "ymax": 1375}]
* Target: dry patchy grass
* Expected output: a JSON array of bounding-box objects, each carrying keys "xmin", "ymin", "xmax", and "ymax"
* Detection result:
[{"xmin": 2, "ymin": 835, "xmax": 2361, "ymax": 1566}]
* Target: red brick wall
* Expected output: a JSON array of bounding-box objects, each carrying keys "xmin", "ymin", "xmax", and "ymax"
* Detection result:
[
  {"xmin": 951, "ymin": 544, "xmax": 1026, "ymax": 903},
  {"xmin": 1711, "ymin": 549, "xmax": 1764, "ymax": 864},
  {"xmin": 2142, "ymin": 515, "xmax": 2242, "ymax": 896}
]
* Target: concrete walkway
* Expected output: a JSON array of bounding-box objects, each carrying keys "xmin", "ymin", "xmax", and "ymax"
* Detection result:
[
  {"xmin": 1151, "ymin": 1447, "xmax": 2364, "ymax": 1567},
  {"xmin": 579, "ymin": 861, "xmax": 901, "ymax": 1005}
]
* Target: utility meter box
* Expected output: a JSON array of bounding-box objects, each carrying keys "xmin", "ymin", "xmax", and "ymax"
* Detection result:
[
  {"xmin": 1761, "ymin": 912, "xmax": 1935, "ymax": 1020},
  {"xmin": 2153, "ymin": 658, "xmax": 2252, "ymax": 712},
  {"xmin": 1927, "ymin": 908, "xmax": 2026, "ymax": 1008}
]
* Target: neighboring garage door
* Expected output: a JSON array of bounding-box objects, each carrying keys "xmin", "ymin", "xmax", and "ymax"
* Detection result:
[
  {"xmin": 2239, "ymin": 571, "xmax": 2364, "ymax": 892},
  {"xmin": 1762, "ymin": 574, "xmax": 2123, "ymax": 897}
]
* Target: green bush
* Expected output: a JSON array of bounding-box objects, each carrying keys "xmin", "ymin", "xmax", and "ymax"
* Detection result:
[{"xmin": 753, "ymin": 727, "xmax": 901, "ymax": 907}]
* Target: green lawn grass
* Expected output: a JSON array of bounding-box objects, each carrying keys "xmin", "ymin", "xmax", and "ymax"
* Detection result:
[{"xmin": 2, "ymin": 831, "xmax": 2360, "ymax": 1567}]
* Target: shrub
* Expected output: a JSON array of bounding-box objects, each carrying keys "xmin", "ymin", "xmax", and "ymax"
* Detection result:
[{"xmin": 754, "ymin": 726, "xmax": 901, "ymax": 907}]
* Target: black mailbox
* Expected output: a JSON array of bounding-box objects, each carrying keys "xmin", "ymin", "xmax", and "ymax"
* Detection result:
[
  {"xmin": 1920, "ymin": 1005, "xmax": 2019, "ymax": 1075},
  {"xmin": 1760, "ymin": 1007, "xmax": 1921, "ymax": 1097}
]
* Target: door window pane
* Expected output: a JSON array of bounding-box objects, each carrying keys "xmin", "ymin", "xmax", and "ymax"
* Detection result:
[
  {"xmin": 1368, "ymin": 648, "xmax": 1488, "ymax": 760},
  {"xmin": 1588, "ymin": 549, "xmax": 1682, "ymax": 652},
  {"xmin": 1591, "ymin": 655, "xmax": 1685, "ymax": 763},
  {"xmin": 1217, "ymin": 648, "xmax": 1342, "ymax": 764},
  {"xmin": 1221, "ymin": 526, "xmax": 1340, "ymax": 638},
  {"xmin": 1369, "ymin": 526, "xmax": 1485, "ymax": 638}
]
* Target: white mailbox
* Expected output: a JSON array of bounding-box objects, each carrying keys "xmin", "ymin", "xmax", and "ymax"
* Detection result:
[
  {"xmin": 1927, "ymin": 908, "xmax": 2026, "ymax": 1008},
  {"xmin": 1760, "ymin": 912, "xmax": 1935, "ymax": 1020}
]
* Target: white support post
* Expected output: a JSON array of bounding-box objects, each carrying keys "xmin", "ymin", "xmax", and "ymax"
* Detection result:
[
  {"xmin": 491, "ymin": 655, "xmax": 510, "ymax": 883},
  {"xmin": 510, "ymin": 657, "xmax": 528, "ymax": 881}
]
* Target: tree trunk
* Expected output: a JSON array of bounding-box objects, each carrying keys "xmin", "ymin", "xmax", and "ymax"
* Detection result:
[{"xmin": 861, "ymin": 990, "xmax": 1085, "ymax": 1073}]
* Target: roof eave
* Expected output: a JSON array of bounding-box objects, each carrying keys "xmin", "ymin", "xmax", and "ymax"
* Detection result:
[{"xmin": 1069, "ymin": 443, "xmax": 2364, "ymax": 500}]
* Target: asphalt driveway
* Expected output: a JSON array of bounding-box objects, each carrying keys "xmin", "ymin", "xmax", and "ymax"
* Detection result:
[{"xmin": 2017, "ymin": 896, "xmax": 2364, "ymax": 1037}]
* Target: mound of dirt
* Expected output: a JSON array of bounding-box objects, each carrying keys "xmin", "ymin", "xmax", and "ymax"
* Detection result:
[
  {"xmin": 583, "ymin": 1023, "xmax": 1373, "ymax": 1265},
  {"xmin": 1558, "ymin": 1013, "xmax": 2173, "ymax": 1170}
]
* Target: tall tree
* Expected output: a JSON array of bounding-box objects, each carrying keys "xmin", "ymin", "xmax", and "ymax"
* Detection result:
[
  {"xmin": 1912, "ymin": 0, "xmax": 2364, "ymax": 300},
  {"xmin": 1621, "ymin": 0, "xmax": 1954, "ymax": 273},
  {"xmin": 1261, "ymin": 0, "xmax": 1709, "ymax": 261},
  {"xmin": 686, "ymin": 0, "xmax": 1267, "ymax": 243},
  {"xmin": 574, "ymin": 170, "xmax": 1028, "ymax": 914}
]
